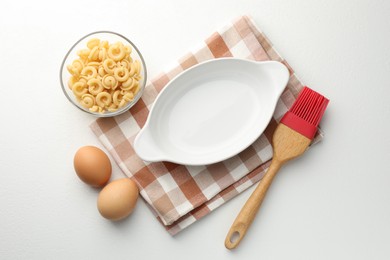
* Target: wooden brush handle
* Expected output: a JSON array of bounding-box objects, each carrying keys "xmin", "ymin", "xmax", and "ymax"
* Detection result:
[
  {"xmin": 225, "ymin": 159, "xmax": 282, "ymax": 249},
  {"xmin": 225, "ymin": 124, "xmax": 312, "ymax": 249}
]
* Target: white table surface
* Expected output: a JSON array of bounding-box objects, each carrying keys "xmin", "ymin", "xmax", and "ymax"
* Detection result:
[{"xmin": 1, "ymin": 0, "xmax": 390, "ymax": 259}]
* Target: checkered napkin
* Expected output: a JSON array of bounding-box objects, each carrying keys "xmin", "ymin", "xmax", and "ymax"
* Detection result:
[{"xmin": 90, "ymin": 15, "xmax": 323, "ymax": 235}]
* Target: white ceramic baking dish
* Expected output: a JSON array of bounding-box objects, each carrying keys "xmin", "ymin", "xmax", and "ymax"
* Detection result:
[{"xmin": 134, "ymin": 58, "xmax": 289, "ymax": 165}]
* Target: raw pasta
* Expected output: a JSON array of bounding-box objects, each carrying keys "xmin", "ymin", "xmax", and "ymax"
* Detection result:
[
  {"xmin": 96, "ymin": 92, "xmax": 112, "ymax": 107},
  {"xmin": 80, "ymin": 94, "xmax": 95, "ymax": 108},
  {"xmin": 102, "ymin": 75, "xmax": 118, "ymax": 90},
  {"xmin": 72, "ymin": 82, "xmax": 87, "ymax": 97},
  {"xmin": 88, "ymin": 78, "xmax": 104, "ymax": 95},
  {"xmin": 107, "ymin": 42, "xmax": 126, "ymax": 61},
  {"xmin": 67, "ymin": 37, "xmax": 142, "ymax": 113},
  {"xmin": 113, "ymin": 67, "xmax": 129, "ymax": 82}
]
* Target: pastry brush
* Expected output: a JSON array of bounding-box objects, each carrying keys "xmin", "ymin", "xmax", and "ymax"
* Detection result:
[{"xmin": 225, "ymin": 86, "xmax": 329, "ymax": 249}]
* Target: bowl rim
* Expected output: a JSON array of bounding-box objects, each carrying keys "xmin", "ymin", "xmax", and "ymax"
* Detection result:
[{"xmin": 59, "ymin": 31, "xmax": 147, "ymax": 117}]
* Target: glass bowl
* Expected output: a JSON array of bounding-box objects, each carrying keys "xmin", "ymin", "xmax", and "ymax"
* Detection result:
[{"xmin": 60, "ymin": 31, "xmax": 147, "ymax": 117}]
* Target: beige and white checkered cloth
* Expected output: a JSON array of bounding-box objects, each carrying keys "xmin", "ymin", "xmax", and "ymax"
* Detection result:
[{"xmin": 90, "ymin": 15, "xmax": 323, "ymax": 235}]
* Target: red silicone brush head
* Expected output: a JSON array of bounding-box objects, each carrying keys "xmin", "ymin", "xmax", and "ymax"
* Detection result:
[{"xmin": 280, "ymin": 87, "xmax": 329, "ymax": 140}]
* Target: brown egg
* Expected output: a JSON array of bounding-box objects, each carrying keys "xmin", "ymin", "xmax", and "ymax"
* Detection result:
[
  {"xmin": 97, "ymin": 178, "xmax": 139, "ymax": 221},
  {"xmin": 73, "ymin": 146, "xmax": 112, "ymax": 187}
]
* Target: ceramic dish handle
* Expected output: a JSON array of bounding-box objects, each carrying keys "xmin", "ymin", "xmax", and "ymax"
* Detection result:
[
  {"xmin": 134, "ymin": 128, "xmax": 164, "ymax": 162},
  {"xmin": 256, "ymin": 61, "xmax": 290, "ymax": 97}
]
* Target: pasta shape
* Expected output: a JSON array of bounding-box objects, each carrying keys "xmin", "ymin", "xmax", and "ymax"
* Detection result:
[
  {"xmin": 123, "ymin": 92, "xmax": 134, "ymax": 101},
  {"xmin": 87, "ymin": 61, "xmax": 100, "ymax": 68},
  {"xmin": 134, "ymin": 74, "xmax": 142, "ymax": 80},
  {"xmin": 87, "ymin": 38, "xmax": 100, "ymax": 49},
  {"xmin": 132, "ymin": 83, "xmax": 140, "ymax": 94},
  {"xmin": 129, "ymin": 62, "xmax": 137, "ymax": 77},
  {"xmin": 77, "ymin": 49, "xmax": 90, "ymax": 59},
  {"xmin": 124, "ymin": 45, "xmax": 132, "ymax": 55},
  {"xmin": 67, "ymin": 65, "xmax": 79, "ymax": 77},
  {"xmin": 112, "ymin": 90, "xmax": 122, "ymax": 106},
  {"xmin": 134, "ymin": 60, "xmax": 141, "ymax": 75},
  {"xmin": 68, "ymin": 76, "xmax": 79, "ymax": 90},
  {"xmin": 80, "ymin": 94, "xmax": 95, "ymax": 108},
  {"xmin": 107, "ymin": 42, "xmax": 126, "ymax": 61},
  {"xmin": 99, "ymin": 40, "xmax": 109, "ymax": 49},
  {"xmin": 102, "ymin": 75, "xmax": 118, "ymax": 90},
  {"xmin": 96, "ymin": 92, "xmax": 112, "ymax": 107},
  {"xmin": 72, "ymin": 82, "xmax": 88, "ymax": 97},
  {"xmin": 87, "ymin": 78, "xmax": 104, "ymax": 95},
  {"xmin": 81, "ymin": 66, "xmax": 97, "ymax": 80},
  {"xmin": 72, "ymin": 59, "xmax": 84, "ymax": 72},
  {"xmin": 125, "ymin": 55, "xmax": 133, "ymax": 63},
  {"xmin": 113, "ymin": 67, "xmax": 129, "ymax": 82},
  {"xmin": 79, "ymin": 78, "xmax": 87, "ymax": 85},
  {"xmin": 121, "ymin": 59, "xmax": 131, "ymax": 69},
  {"xmin": 88, "ymin": 46, "xmax": 99, "ymax": 61},
  {"xmin": 89, "ymin": 105, "xmax": 104, "ymax": 113},
  {"xmin": 118, "ymin": 99, "xmax": 127, "ymax": 108},
  {"xmin": 102, "ymin": 58, "xmax": 116, "ymax": 74},
  {"xmin": 98, "ymin": 48, "xmax": 107, "ymax": 61},
  {"xmin": 121, "ymin": 77, "xmax": 135, "ymax": 90},
  {"xmin": 107, "ymin": 103, "xmax": 119, "ymax": 112}
]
